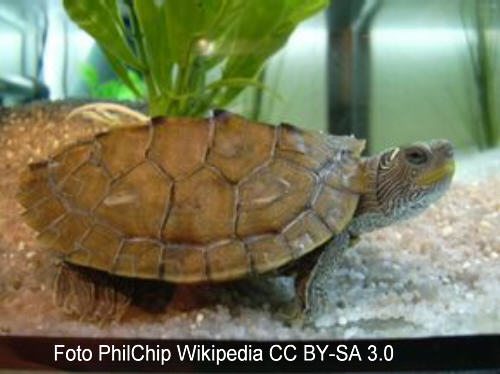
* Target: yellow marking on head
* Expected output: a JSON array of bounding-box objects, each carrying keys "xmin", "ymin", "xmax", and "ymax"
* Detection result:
[
  {"xmin": 416, "ymin": 160, "xmax": 455, "ymax": 186},
  {"xmin": 389, "ymin": 147, "xmax": 400, "ymax": 162}
]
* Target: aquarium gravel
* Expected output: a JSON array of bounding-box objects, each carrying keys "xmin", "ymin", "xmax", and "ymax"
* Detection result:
[{"xmin": 0, "ymin": 104, "xmax": 499, "ymax": 339}]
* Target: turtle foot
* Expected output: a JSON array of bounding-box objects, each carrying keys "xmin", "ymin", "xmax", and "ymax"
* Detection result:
[{"xmin": 275, "ymin": 299, "xmax": 317, "ymax": 328}]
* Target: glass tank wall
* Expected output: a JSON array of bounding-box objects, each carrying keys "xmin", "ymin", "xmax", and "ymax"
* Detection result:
[
  {"xmin": 369, "ymin": 0, "xmax": 497, "ymax": 152},
  {"xmin": 0, "ymin": 0, "xmax": 499, "ymax": 345}
]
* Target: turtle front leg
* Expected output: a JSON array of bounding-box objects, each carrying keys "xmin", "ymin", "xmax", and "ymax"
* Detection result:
[{"xmin": 290, "ymin": 232, "xmax": 350, "ymax": 326}]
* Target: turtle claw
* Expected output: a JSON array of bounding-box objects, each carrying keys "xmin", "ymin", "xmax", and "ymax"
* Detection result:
[
  {"xmin": 275, "ymin": 300, "xmax": 315, "ymax": 328},
  {"xmin": 276, "ymin": 302, "xmax": 302, "ymax": 327},
  {"xmin": 348, "ymin": 235, "xmax": 361, "ymax": 248}
]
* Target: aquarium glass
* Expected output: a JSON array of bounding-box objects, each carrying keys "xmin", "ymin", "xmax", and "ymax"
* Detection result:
[{"xmin": 0, "ymin": 0, "xmax": 499, "ymax": 372}]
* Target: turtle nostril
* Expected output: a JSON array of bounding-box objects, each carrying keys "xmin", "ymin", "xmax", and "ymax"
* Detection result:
[
  {"xmin": 443, "ymin": 144, "xmax": 454, "ymax": 158},
  {"xmin": 435, "ymin": 140, "xmax": 454, "ymax": 158}
]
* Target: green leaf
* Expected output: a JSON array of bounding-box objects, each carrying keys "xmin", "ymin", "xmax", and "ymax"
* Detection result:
[
  {"xmin": 80, "ymin": 64, "xmax": 99, "ymax": 87},
  {"xmin": 210, "ymin": 77, "xmax": 283, "ymax": 108},
  {"xmin": 132, "ymin": 0, "xmax": 174, "ymax": 115},
  {"xmin": 64, "ymin": 0, "xmax": 328, "ymax": 117},
  {"xmin": 102, "ymin": 47, "xmax": 143, "ymax": 98},
  {"xmin": 63, "ymin": 0, "xmax": 143, "ymax": 70},
  {"xmin": 161, "ymin": 0, "xmax": 245, "ymax": 67},
  {"xmin": 220, "ymin": 0, "xmax": 329, "ymax": 103}
]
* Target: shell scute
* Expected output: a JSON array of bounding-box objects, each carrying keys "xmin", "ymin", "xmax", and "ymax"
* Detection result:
[
  {"xmin": 207, "ymin": 113, "xmax": 275, "ymax": 183},
  {"xmin": 312, "ymin": 184, "xmax": 359, "ymax": 234},
  {"xmin": 207, "ymin": 240, "xmax": 250, "ymax": 281},
  {"xmin": 113, "ymin": 240, "xmax": 163, "ymax": 279},
  {"xmin": 163, "ymin": 167, "xmax": 235, "ymax": 244},
  {"xmin": 237, "ymin": 158, "xmax": 315, "ymax": 237},
  {"xmin": 50, "ymin": 142, "xmax": 93, "ymax": 186},
  {"xmin": 64, "ymin": 224, "xmax": 120, "ymax": 270},
  {"xmin": 246, "ymin": 234, "xmax": 291, "ymax": 273},
  {"xmin": 148, "ymin": 118, "xmax": 209, "ymax": 179},
  {"xmin": 22, "ymin": 195, "xmax": 66, "ymax": 232},
  {"xmin": 96, "ymin": 161, "xmax": 172, "ymax": 237},
  {"xmin": 38, "ymin": 213, "xmax": 91, "ymax": 254},
  {"xmin": 276, "ymin": 123, "xmax": 332, "ymax": 171},
  {"xmin": 282, "ymin": 211, "xmax": 331, "ymax": 258},
  {"xmin": 58, "ymin": 163, "xmax": 110, "ymax": 211},
  {"xmin": 18, "ymin": 162, "xmax": 52, "ymax": 207},
  {"xmin": 96, "ymin": 125, "xmax": 151, "ymax": 177},
  {"xmin": 162, "ymin": 246, "xmax": 207, "ymax": 283}
]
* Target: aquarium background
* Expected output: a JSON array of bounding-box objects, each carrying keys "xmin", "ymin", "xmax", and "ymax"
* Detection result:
[
  {"xmin": 1, "ymin": 0, "xmax": 499, "ymax": 153},
  {"xmin": 0, "ymin": 0, "xmax": 500, "ymax": 341}
]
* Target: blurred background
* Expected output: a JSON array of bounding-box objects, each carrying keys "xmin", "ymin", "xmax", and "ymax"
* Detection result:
[{"xmin": 0, "ymin": 0, "xmax": 498, "ymax": 153}]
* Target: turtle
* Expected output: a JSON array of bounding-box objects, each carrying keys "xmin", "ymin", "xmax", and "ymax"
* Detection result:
[{"xmin": 17, "ymin": 109, "xmax": 455, "ymax": 323}]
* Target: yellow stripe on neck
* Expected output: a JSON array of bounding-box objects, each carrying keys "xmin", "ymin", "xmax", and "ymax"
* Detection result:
[{"xmin": 416, "ymin": 160, "xmax": 455, "ymax": 186}]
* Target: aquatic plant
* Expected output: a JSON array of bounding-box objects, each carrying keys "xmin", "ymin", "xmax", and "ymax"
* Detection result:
[
  {"xmin": 462, "ymin": 0, "xmax": 500, "ymax": 149},
  {"xmin": 81, "ymin": 63, "xmax": 145, "ymax": 100},
  {"xmin": 64, "ymin": 0, "xmax": 328, "ymax": 117}
]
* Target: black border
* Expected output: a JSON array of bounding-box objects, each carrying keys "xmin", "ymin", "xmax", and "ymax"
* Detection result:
[{"xmin": 0, "ymin": 335, "xmax": 499, "ymax": 372}]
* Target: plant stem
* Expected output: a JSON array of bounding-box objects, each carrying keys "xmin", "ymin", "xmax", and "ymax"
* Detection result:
[
  {"xmin": 474, "ymin": 0, "xmax": 499, "ymax": 148},
  {"xmin": 250, "ymin": 68, "xmax": 267, "ymax": 121},
  {"xmin": 125, "ymin": 0, "xmax": 167, "ymax": 116},
  {"xmin": 177, "ymin": 41, "xmax": 198, "ymax": 115}
]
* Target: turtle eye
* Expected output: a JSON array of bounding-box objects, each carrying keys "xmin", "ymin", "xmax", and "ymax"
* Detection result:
[{"xmin": 405, "ymin": 148, "xmax": 428, "ymax": 166}]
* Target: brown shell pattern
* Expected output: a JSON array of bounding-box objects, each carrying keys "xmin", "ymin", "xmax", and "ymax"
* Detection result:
[{"xmin": 18, "ymin": 111, "xmax": 365, "ymax": 283}]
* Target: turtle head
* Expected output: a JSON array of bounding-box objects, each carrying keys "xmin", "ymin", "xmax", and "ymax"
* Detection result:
[{"xmin": 351, "ymin": 140, "xmax": 454, "ymax": 233}]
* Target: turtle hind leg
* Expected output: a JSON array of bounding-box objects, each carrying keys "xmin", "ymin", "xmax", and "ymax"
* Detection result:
[
  {"xmin": 53, "ymin": 262, "xmax": 176, "ymax": 323},
  {"xmin": 53, "ymin": 262, "xmax": 133, "ymax": 323}
]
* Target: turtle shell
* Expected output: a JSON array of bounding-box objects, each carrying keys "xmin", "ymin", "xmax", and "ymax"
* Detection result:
[{"xmin": 18, "ymin": 111, "xmax": 365, "ymax": 283}]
